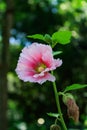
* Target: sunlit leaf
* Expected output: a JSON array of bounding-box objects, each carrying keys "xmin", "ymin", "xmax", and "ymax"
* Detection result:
[
  {"xmin": 47, "ymin": 113, "xmax": 60, "ymax": 118},
  {"xmin": 64, "ymin": 84, "xmax": 87, "ymax": 92},
  {"xmin": 52, "ymin": 31, "xmax": 72, "ymax": 47},
  {"xmin": 27, "ymin": 34, "xmax": 44, "ymax": 41},
  {"xmin": 0, "ymin": 2, "xmax": 6, "ymax": 12}
]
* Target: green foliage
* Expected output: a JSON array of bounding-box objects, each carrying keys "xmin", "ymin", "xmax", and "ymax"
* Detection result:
[
  {"xmin": 53, "ymin": 51, "xmax": 62, "ymax": 56},
  {"xmin": 28, "ymin": 30, "xmax": 72, "ymax": 48},
  {"xmin": 0, "ymin": 1, "xmax": 6, "ymax": 12},
  {"xmin": 62, "ymin": 93, "xmax": 74, "ymax": 105},
  {"xmin": 52, "ymin": 30, "xmax": 72, "ymax": 47},
  {"xmin": 47, "ymin": 113, "xmax": 60, "ymax": 118},
  {"xmin": 27, "ymin": 34, "xmax": 44, "ymax": 41},
  {"xmin": 28, "ymin": 34, "xmax": 52, "ymax": 44},
  {"xmin": 64, "ymin": 84, "xmax": 87, "ymax": 93},
  {"xmin": 44, "ymin": 34, "xmax": 52, "ymax": 44}
]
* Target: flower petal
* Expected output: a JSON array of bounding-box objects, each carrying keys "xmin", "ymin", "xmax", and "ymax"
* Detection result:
[
  {"xmin": 42, "ymin": 51, "xmax": 53, "ymax": 67},
  {"xmin": 35, "ymin": 73, "xmax": 55, "ymax": 84},
  {"xmin": 15, "ymin": 43, "xmax": 62, "ymax": 84}
]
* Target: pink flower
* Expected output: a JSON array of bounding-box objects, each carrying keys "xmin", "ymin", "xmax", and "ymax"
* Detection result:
[{"xmin": 15, "ymin": 43, "xmax": 62, "ymax": 84}]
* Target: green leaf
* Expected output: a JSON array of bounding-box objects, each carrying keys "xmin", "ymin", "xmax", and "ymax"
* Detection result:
[
  {"xmin": 27, "ymin": 34, "xmax": 44, "ymax": 41},
  {"xmin": 44, "ymin": 34, "xmax": 52, "ymax": 44},
  {"xmin": 52, "ymin": 30, "xmax": 72, "ymax": 47},
  {"xmin": 53, "ymin": 51, "xmax": 62, "ymax": 56},
  {"xmin": 47, "ymin": 113, "xmax": 60, "ymax": 118},
  {"xmin": 64, "ymin": 84, "xmax": 87, "ymax": 93}
]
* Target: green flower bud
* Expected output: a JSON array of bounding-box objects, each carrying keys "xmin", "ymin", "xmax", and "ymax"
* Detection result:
[
  {"xmin": 50, "ymin": 124, "xmax": 61, "ymax": 130},
  {"xmin": 62, "ymin": 93, "xmax": 74, "ymax": 105}
]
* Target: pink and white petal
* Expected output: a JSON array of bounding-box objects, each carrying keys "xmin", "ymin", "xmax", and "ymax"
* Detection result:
[
  {"xmin": 17, "ymin": 71, "xmax": 55, "ymax": 84},
  {"xmin": 45, "ymin": 58, "xmax": 62, "ymax": 71},
  {"xmin": 33, "ymin": 67, "xmax": 52, "ymax": 78},
  {"xmin": 35, "ymin": 73, "xmax": 55, "ymax": 84},
  {"xmin": 33, "ymin": 60, "xmax": 62, "ymax": 78},
  {"xmin": 21, "ymin": 45, "xmax": 42, "ymax": 64},
  {"xmin": 16, "ymin": 70, "xmax": 35, "ymax": 77},
  {"xmin": 17, "ymin": 43, "xmax": 53, "ymax": 70},
  {"xmin": 18, "ymin": 53, "xmax": 38, "ymax": 69},
  {"xmin": 53, "ymin": 59, "xmax": 62, "ymax": 67},
  {"xmin": 20, "ymin": 52, "xmax": 39, "ymax": 65},
  {"xmin": 33, "ymin": 68, "xmax": 51, "ymax": 78},
  {"xmin": 28, "ymin": 43, "xmax": 53, "ymax": 64},
  {"xmin": 32, "ymin": 43, "xmax": 52, "ymax": 54},
  {"xmin": 33, "ymin": 72, "xmax": 45, "ymax": 78},
  {"xmin": 27, "ymin": 43, "xmax": 52, "ymax": 63},
  {"xmin": 17, "ymin": 57, "xmax": 36, "ymax": 69},
  {"xmin": 42, "ymin": 51, "xmax": 53, "ymax": 67},
  {"xmin": 16, "ymin": 70, "xmax": 39, "ymax": 83},
  {"xmin": 16, "ymin": 64, "xmax": 28, "ymax": 71},
  {"xmin": 18, "ymin": 74, "xmax": 37, "ymax": 82}
]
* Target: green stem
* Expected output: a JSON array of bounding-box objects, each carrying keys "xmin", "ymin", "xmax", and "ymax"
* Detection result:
[{"xmin": 52, "ymin": 72, "xmax": 67, "ymax": 130}]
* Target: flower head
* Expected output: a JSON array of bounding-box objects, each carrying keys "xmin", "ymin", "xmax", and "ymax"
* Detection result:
[
  {"xmin": 15, "ymin": 43, "xmax": 62, "ymax": 84},
  {"xmin": 62, "ymin": 93, "xmax": 79, "ymax": 123},
  {"xmin": 66, "ymin": 98, "xmax": 79, "ymax": 123}
]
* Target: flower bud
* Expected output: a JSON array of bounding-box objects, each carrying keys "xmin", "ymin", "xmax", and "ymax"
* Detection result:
[
  {"xmin": 62, "ymin": 93, "xmax": 79, "ymax": 123},
  {"xmin": 50, "ymin": 124, "xmax": 61, "ymax": 130},
  {"xmin": 67, "ymin": 98, "xmax": 79, "ymax": 123},
  {"xmin": 63, "ymin": 93, "xmax": 74, "ymax": 105}
]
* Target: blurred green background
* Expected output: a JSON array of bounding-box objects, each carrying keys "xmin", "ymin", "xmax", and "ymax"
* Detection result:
[{"xmin": 0, "ymin": 0, "xmax": 87, "ymax": 130}]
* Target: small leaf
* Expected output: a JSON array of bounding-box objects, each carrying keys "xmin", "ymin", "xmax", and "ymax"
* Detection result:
[
  {"xmin": 44, "ymin": 34, "xmax": 52, "ymax": 44},
  {"xmin": 53, "ymin": 51, "xmax": 62, "ymax": 56},
  {"xmin": 52, "ymin": 30, "xmax": 72, "ymax": 47},
  {"xmin": 64, "ymin": 84, "xmax": 87, "ymax": 93},
  {"xmin": 47, "ymin": 113, "xmax": 60, "ymax": 118},
  {"xmin": 27, "ymin": 34, "xmax": 44, "ymax": 41}
]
